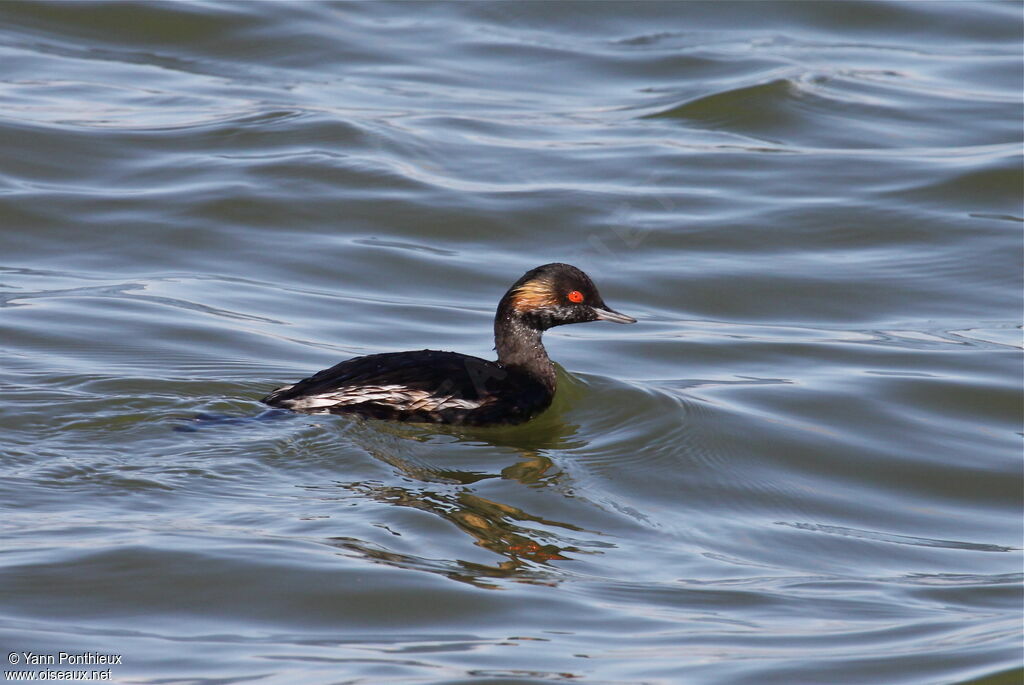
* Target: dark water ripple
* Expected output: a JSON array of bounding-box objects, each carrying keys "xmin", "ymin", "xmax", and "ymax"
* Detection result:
[{"xmin": 0, "ymin": 2, "xmax": 1021, "ymax": 684}]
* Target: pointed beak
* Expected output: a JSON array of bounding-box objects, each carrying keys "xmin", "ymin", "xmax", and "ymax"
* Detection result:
[{"xmin": 593, "ymin": 306, "xmax": 637, "ymax": 324}]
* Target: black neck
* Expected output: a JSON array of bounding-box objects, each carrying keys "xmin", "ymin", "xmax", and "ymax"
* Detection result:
[{"xmin": 494, "ymin": 310, "xmax": 556, "ymax": 392}]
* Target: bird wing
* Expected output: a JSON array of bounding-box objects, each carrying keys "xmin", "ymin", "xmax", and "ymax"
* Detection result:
[{"xmin": 262, "ymin": 350, "xmax": 507, "ymax": 413}]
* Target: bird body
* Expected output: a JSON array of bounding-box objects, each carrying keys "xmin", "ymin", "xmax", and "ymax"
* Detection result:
[{"xmin": 263, "ymin": 263, "xmax": 635, "ymax": 425}]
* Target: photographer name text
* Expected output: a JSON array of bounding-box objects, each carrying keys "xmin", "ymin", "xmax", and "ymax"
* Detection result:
[{"xmin": 9, "ymin": 654, "xmax": 120, "ymax": 667}]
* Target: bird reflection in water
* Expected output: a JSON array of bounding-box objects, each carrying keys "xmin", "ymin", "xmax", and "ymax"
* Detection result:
[{"xmin": 314, "ymin": 413, "xmax": 605, "ymax": 588}]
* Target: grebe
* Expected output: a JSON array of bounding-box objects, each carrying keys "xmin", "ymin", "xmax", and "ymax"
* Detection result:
[{"xmin": 262, "ymin": 263, "xmax": 636, "ymax": 425}]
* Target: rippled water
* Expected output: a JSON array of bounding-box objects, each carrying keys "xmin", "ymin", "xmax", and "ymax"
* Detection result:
[{"xmin": 1, "ymin": 2, "xmax": 1021, "ymax": 683}]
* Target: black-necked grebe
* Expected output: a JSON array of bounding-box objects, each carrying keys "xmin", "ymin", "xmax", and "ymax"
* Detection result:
[{"xmin": 262, "ymin": 263, "xmax": 636, "ymax": 425}]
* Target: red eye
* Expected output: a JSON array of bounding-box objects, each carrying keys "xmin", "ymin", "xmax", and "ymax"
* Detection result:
[{"xmin": 567, "ymin": 290, "xmax": 584, "ymax": 303}]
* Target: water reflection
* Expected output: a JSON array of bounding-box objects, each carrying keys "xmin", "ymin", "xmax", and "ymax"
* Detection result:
[{"xmin": 314, "ymin": 417, "xmax": 600, "ymax": 588}]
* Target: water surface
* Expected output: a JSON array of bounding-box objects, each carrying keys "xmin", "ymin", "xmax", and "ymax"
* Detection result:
[{"xmin": 0, "ymin": 2, "xmax": 1021, "ymax": 684}]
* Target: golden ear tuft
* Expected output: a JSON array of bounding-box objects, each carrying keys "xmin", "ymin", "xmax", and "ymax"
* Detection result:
[{"xmin": 510, "ymin": 278, "xmax": 558, "ymax": 312}]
